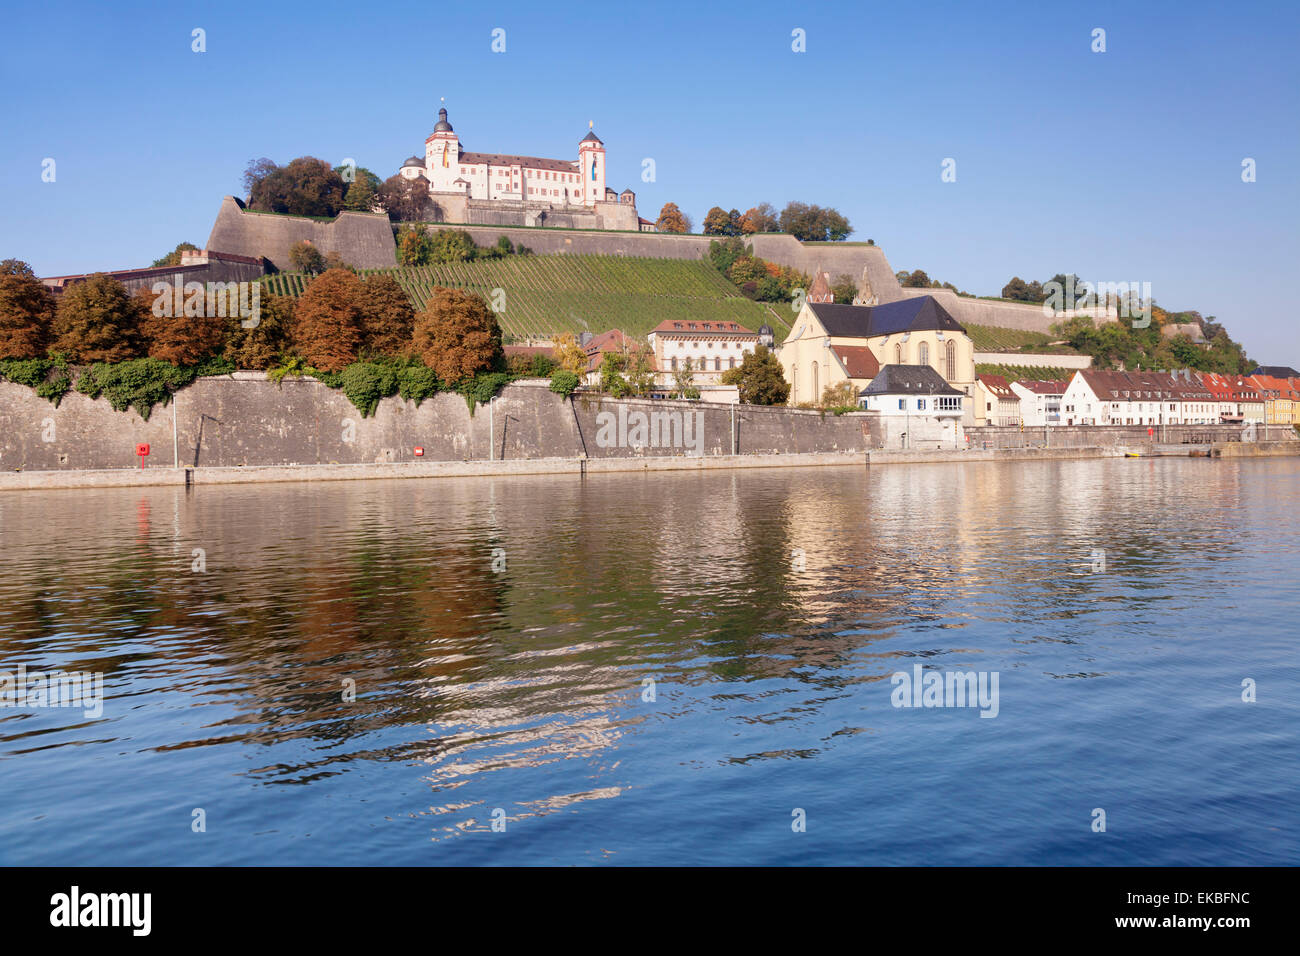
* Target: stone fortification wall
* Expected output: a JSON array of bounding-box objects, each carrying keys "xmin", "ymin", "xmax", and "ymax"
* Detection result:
[
  {"xmin": 0, "ymin": 377, "xmax": 875, "ymax": 473},
  {"xmin": 205, "ymin": 197, "xmax": 397, "ymax": 271}
]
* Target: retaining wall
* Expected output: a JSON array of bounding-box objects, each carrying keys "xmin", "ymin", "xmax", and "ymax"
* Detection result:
[{"xmin": 0, "ymin": 376, "xmax": 875, "ymax": 473}]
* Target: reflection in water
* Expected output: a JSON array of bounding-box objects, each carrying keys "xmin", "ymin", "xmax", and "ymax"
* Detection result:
[{"xmin": 0, "ymin": 458, "xmax": 1296, "ymax": 864}]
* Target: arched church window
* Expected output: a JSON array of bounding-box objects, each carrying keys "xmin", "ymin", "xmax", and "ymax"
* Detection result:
[
  {"xmin": 894, "ymin": 343, "xmax": 902, "ymax": 364},
  {"xmin": 919, "ymin": 342, "xmax": 930, "ymax": 367},
  {"xmin": 945, "ymin": 340, "xmax": 957, "ymax": 380}
]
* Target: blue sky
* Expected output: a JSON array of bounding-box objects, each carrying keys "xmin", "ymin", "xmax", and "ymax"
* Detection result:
[{"xmin": 2, "ymin": 0, "xmax": 1297, "ymax": 364}]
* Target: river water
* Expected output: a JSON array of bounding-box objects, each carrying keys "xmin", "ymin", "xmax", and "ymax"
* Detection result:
[{"xmin": 1, "ymin": 458, "xmax": 1296, "ymax": 865}]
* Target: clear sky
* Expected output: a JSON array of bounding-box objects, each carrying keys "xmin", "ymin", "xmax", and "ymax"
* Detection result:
[{"xmin": 2, "ymin": 0, "xmax": 1296, "ymax": 365}]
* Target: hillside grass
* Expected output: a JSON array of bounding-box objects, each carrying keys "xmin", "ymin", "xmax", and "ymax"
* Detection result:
[
  {"xmin": 261, "ymin": 256, "xmax": 791, "ymax": 341},
  {"xmin": 964, "ymin": 323, "xmax": 1081, "ymax": 354},
  {"xmin": 975, "ymin": 363, "xmax": 1077, "ymax": 382}
]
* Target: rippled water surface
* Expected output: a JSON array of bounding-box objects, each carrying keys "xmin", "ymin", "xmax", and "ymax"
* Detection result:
[{"xmin": 1, "ymin": 458, "xmax": 1297, "ymax": 865}]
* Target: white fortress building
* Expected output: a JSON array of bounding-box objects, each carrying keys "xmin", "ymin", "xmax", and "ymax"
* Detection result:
[{"xmin": 397, "ymin": 107, "xmax": 645, "ymax": 231}]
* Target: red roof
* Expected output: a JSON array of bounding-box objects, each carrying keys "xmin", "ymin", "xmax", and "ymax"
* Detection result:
[
  {"xmin": 649, "ymin": 320, "xmax": 754, "ymax": 336},
  {"xmin": 830, "ymin": 345, "xmax": 880, "ymax": 380},
  {"xmin": 1014, "ymin": 379, "xmax": 1068, "ymax": 395},
  {"xmin": 977, "ymin": 373, "xmax": 1019, "ymax": 400}
]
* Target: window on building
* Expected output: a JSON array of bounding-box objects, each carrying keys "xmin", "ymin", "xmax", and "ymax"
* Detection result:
[
  {"xmin": 714, "ymin": 357, "xmax": 721, "ymax": 371},
  {"xmin": 894, "ymin": 343, "xmax": 902, "ymax": 364},
  {"xmin": 729, "ymin": 358, "xmax": 735, "ymax": 369},
  {"xmin": 671, "ymin": 357, "xmax": 678, "ymax": 371},
  {"xmin": 812, "ymin": 361, "xmax": 819, "ymax": 398},
  {"xmin": 918, "ymin": 398, "xmax": 927, "ymax": 410},
  {"xmin": 919, "ymin": 342, "xmax": 930, "ymax": 366},
  {"xmin": 945, "ymin": 340, "xmax": 956, "ymax": 380},
  {"xmin": 898, "ymin": 398, "xmax": 906, "ymax": 411}
]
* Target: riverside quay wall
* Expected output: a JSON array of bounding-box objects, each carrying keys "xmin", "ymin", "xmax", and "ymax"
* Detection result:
[
  {"xmin": 964, "ymin": 423, "xmax": 1297, "ymax": 448},
  {"xmin": 0, "ymin": 376, "xmax": 874, "ymax": 473}
]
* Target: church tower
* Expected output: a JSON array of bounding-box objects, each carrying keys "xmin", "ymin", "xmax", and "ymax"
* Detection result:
[
  {"xmin": 578, "ymin": 123, "xmax": 605, "ymax": 207},
  {"xmin": 425, "ymin": 106, "xmax": 459, "ymax": 191}
]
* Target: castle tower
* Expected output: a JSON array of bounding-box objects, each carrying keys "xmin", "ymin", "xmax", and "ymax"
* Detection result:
[
  {"xmin": 578, "ymin": 122, "xmax": 605, "ymax": 207},
  {"xmin": 425, "ymin": 106, "xmax": 460, "ymax": 191}
]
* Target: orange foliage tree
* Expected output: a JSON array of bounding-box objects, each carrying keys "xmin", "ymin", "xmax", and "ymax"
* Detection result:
[
  {"xmin": 51, "ymin": 273, "xmax": 144, "ymax": 362},
  {"xmin": 0, "ymin": 259, "xmax": 56, "ymax": 359},
  {"xmin": 358, "ymin": 274, "xmax": 414, "ymax": 358},
  {"xmin": 136, "ymin": 286, "xmax": 226, "ymax": 365},
  {"xmin": 411, "ymin": 286, "xmax": 502, "ymax": 384},
  {"xmin": 290, "ymin": 268, "xmax": 364, "ymax": 371}
]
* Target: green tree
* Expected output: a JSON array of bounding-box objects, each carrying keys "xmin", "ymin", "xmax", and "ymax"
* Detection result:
[
  {"xmin": 720, "ymin": 344, "xmax": 789, "ymax": 405},
  {"xmin": 335, "ymin": 165, "xmax": 381, "ymax": 212},
  {"xmin": 902, "ymin": 269, "xmax": 932, "ymax": 288},
  {"xmin": 51, "ymin": 274, "xmax": 144, "ymax": 362},
  {"xmin": 224, "ymin": 293, "xmax": 291, "ymax": 370},
  {"xmin": 150, "ymin": 242, "xmax": 200, "ymax": 267},
  {"xmin": 288, "ymin": 240, "xmax": 327, "ymax": 274},
  {"xmin": 599, "ymin": 351, "xmax": 631, "ymax": 397},
  {"xmin": 246, "ymin": 157, "xmax": 347, "ymax": 217},
  {"xmin": 429, "ymin": 229, "xmax": 478, "ymax": 263},
  {"xmin": 778, "ymin": 202, "xmax": 851, "ymax": 241},
  {"xmin": 672, "ymin": 356, "xmax": 698, "ymax": 399},
  {"xmin": 830, "ymin": 274, "xmax": 858, "ymax": 304}
]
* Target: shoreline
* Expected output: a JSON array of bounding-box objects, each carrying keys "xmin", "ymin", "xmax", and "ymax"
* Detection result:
[{"xmin": 3, "ymin": 441, "xmax": 1298, "ymax": 492}]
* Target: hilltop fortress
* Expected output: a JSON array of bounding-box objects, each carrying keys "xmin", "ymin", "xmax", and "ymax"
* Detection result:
[
  {"xmin": 200, "ymin": 104, "xmax": 1121, "ymax": 336},
  {"xmin": 394, "ymin": 108, "xmax": 646, "ymax": 232},
  {"xmin": 205, "ymin": 199, "xmax": 1082, "ymax": 335}
]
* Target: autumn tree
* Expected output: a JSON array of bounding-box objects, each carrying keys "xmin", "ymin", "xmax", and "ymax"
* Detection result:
[
  {"xmin": 244, "ymin": 156, "xmax": 347, "ymax": 217},
  {"xmin": 0, "ymin": 259, "xmax": 57, "ymax": 359},
  {"xmin": 396, "ymin": 225, "xmax": 434, "ymax": 266},
  {"xmin": 740, "ymin": 203, "xmax": 778, "ymax": 234},
  {"xmin": 51, "ymin": 273, "xmax": 144, "ymax": 362},
  {"xmin": 377, "ymin": 174, "xmax": 434, "ymax": 222},
  {"xmin": 225, "ymin": 293, "xmax": 291, "ymax": 370},
  {"xmin": 150, "ymin": 242, "xmax": 200, "ymax": 267},
  {"xmin": 290, "ymin": 268, "xmax": 365, "ymax": 372},
  {"xmin": 358, "ymin": 274, "xmax": 414, "ymax": 357},
  {"xmin": 720, "ymin": 345, "xmax": 789, "ymax": 405},
  {"xmin": 136, "ymin": 286, "xmax": 226, "ymax": 365},
  {"xmin": 288, "ymin": 240, "xmax": 327, "ymax": 274},
  {"xmin": 703, "ymin": 206, "xmax": 734, "ymax": 236},
  {"xmin": 552, "ymin": 331, "xmax": 588, "ymax": 374},
  {"xmin": 656, "ymin": 202, "xmax": 688, "ymax": 234},
  {"xmin": 411, "ymin": 286, "xmax": 502, "ymax": 384}
]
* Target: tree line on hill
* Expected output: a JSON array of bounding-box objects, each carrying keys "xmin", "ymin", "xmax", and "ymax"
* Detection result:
[
  {"xmin": 657, "ymin": 201, "xmax": 851, "ymax": 242},
  {"xmin": 241, "ymin": 156, "xmax": 443, "ymax": 222},
  {"xmin": 707, "ymin": 237, "xmax": 813, "ymax": 304}
]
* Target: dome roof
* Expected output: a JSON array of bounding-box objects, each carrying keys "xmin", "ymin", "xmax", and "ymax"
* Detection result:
[
  {"xmin": 758, "ymin": 323, "xmax": 774, "ymax": 337},
  {"xmin": 433, "ymin": 107, "xmax": 453, "ymax": 132},
  {"xmin": 401, "ymin": 156, "xmax": 423, "ymax": 167}
]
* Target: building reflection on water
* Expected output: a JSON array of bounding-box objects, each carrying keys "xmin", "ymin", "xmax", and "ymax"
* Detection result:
[{"xmin": 0, "ymin": 458, "xmax": 1255, "ymax": 839}]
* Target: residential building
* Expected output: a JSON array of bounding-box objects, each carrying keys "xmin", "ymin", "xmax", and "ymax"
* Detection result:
[
  {"xmin": 860, "ymin": 364, "xmax": 966, "ymax": 449},
  {"xmin": 972, "ymin": 374, "xmax": 1021, "ymax": 426},
  {"xmin": 647, "ymin": 319, "xmax": 759, "ymax": 388},
  {"xmin": 1063, "ymin": 369, "xmax": 1217, "ymax": 426},
  {"xmin": 1009, "ymin": 380, "xmax": 1066, "ymax": 427}
]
